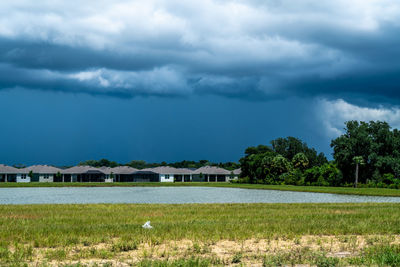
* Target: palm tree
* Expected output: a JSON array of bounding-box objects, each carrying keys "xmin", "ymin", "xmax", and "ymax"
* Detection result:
[{"xmin": 353, "ymin": 156, "xmax": 365, "ymax": 188}]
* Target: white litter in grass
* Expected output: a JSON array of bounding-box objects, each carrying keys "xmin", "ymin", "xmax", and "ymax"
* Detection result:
[{"xmin": 142, "ymin": 221, "xmax": 153, "ymax": 229}]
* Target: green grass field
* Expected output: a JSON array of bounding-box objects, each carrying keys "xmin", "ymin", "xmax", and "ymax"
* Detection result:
[
  {"xmin": 1, "ymin": 182, "xmax": 400, "ymax": 197},
  {"xmin": 1, "ymin": 203, "xmax": 400, "ymax": 266}
]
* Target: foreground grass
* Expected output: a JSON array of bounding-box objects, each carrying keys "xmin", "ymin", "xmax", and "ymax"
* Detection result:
[
  {"xmin": 1, "ymin": 182, "xmax": 400, "ymax": 197},
  {"xmin": 1, "ymin": 203, "xmax": 400, "ymax": 266},
  {"xmin": 3, "ymin": 203, "xmax": 400, "ymax": 246}
]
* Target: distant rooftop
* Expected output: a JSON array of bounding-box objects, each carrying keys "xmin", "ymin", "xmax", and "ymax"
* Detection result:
[
  {"xmin": 22, "ymin": 165, "xmax": 62, "ymax": 174},
  {"xmin": 0, "ymin": 164, "xmax": 235, "ymax": 176},
  {"xmin": 62, "ymin": 165, "xmax": 106, "ymax": 174},
  {"xmin": 147, "ymin": 166, "xmax": 193, "ymax": 174},
  {"xmin": 110, "ymin": 166, "xmax": 139, "ymax": 175},
  {"xmin": 192, "ymin": 166, "xmax": 231, "ymax": 175},
  {"xmin": 0, "ymin": 164, "xmax": 20, "ymax": 174}
]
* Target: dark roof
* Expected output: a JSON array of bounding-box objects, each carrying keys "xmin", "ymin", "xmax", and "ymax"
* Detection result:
[
  {"xmin": 110, "ymin": 166, "xmax": 139, "ymax": 175},
  {"xmin": 62, "ymin": 166, "xmax": 106, "ymax": 174}
]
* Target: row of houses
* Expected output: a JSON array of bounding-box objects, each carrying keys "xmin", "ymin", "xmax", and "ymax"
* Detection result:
[{"xmin": 0, "ymin": 164, "xmax": 241, "ymax": 183}]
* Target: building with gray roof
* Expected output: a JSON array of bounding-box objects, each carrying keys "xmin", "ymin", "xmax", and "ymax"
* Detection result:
[
  {"xmin": 0, "ymin": 163, "xmax": 235, "ymax": 183},
  {"xmin": 110, "ymin": 166, "xmax": 138, "ymax": 174},
  {"xmin": 192, "ymin": 166, "xmax": 231, "ymax": 182},
  {"xmin": 0, "ymin": 164, "xmax": 20, "ymax": 182},
  {"xmin": 61, "ymin": 166, "xmax": 107, "ymax": 182},
  {"xmin": 145, "ymin": 166, "xmax": 193, "ymax": 182},
  {"xmin": 131, "ymin": 169, "xmax": 161, "ymax": 182},
  {"xmin": 20, "ymin": 165, "xmax": 62, "ymax": 183},
  {"xmin": 107, "ymin": 166, "xmax": 138, "ymax": 182}
]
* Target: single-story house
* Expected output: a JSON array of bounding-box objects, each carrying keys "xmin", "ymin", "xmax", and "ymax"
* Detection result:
[
  {"xmin": 62, "ymin": 166, "xmax": 107, "ymax": 182},
  {"xmin": 147, "ymin": 166, "xmax": 193, "ymax": 182},
  {"xmin": 21, "ymin": 165, "xmax": 63, "ymax": 183},
  {"xmin": 96, "ymin": 167, "xmax": 113, "ymax": 182},
  {"xmin": 108, "ymin": 166, "xmax": 139, "ymax": 182},
  {"xmin": 132, "ymin": 168, "xmax": 160, "ymax": 182},
  {"xmin": 0, "ymin": 164, "xmax": 20, "ymax": 182},
  {"xmin": 191, "ymin": 166, "xmax": 231, "ymax": 182}
]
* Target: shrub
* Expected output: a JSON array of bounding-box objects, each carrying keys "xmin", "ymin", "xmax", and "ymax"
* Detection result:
[
  {"xmin": 232, "ymin": 252, "xmax": 242, "ymax": 263},
  {"xmin": 363, "ymin": 245, "xmax": 400, "ymax": 267},
  {"xmin": 303, "ymin": 163, "xmax": 343, "ymax": 187},
  {"xmin": 376, "ymin": 182, "xmax": 387, "ymax": 188},
  {"xmin": 279, "ymin": 172, "xmax": 294, "ymax": 185},
  {"xmin": 280, "ymin": 169, "xmax": 303, "ymax": 185},
  {"xmin": 382, "ymin": 173, "xmax": 395, "ymax": 185},
  {"xmin": 314, "ymin": 255, "xmax": 339, "ymax": 267},
  {"xmin": 320, "ymin": 163, "xmax": 343, "ymax": 187},
  {"xmin": 235, "ymin": 177, "xmax": 250, "ymax": 184},
  {"xmin": 111, "ymin": 241, "xmax": 138, "ymax": 252},
  {"xmin": 388, "ymin": 184, "xmax": 398, "ymax": 189},
  {"xmin": 303, "ymin": 166, "xmax": 322, "ymax": 185}
]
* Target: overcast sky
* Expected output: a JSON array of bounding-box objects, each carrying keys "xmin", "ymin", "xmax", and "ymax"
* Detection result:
[{"xmin": 1, "ymin": 0, "xmax": 400, "ymax": 165}]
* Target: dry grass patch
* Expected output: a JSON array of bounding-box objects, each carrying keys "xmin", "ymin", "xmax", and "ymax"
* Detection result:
[{"xmin": 9, "ymin": 235, "xmax": 400, "ymax": 266}]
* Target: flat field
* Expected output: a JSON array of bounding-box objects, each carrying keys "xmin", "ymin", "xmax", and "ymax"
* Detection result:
[
  {"xmin": 1, "ymin": 182, "xmax": 400, "ymax": 197},
  {"xmin": 1, "ymin": 203, "xmax": 400, "ymax": 266}
]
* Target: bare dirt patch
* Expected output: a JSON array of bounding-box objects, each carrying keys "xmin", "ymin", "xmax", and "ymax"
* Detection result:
[{"xmin": 22, "ymin": 235, "xmax": 400, "ymax": 266}]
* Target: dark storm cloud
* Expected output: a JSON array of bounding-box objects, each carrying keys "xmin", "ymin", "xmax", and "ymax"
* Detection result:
[
  {"xmin": 0, "ymin": 38, "xmax": 191, "ymax": 72},
  {"xmin": 0, "ymin": 64, "xmax": 188, "ymax": 98},
  {"xmin": 0, "ymin": 0, "xmax": 399, "ymax": 101}
]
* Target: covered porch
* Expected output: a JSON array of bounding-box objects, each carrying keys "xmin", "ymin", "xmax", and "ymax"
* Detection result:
[
  {"xmin": 0, "ymin": 174, "xmax": 17, "ymax": 182},
  {"xmin": 132, "ymin": 171, "xmax": 160, "ymax": 182},
  {"xmin": 78, "ymin": 170, "xmax": 106, "ymax": 182},
  {"xmin": 174, "ymin": 174, "xmax": 192, "ymax": 182}
]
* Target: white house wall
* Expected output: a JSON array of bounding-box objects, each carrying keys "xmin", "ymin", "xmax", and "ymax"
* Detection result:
[
  {"xmin": 39, "ymin": 174, "xmax": 54, "ymax": 183},
  {"xmin": 16, "ymin": 174, "xmax": 31, "ymax": 183},
  {"xmin": 160, "ymin": 174, "xmax": 174, "ymax": 182}
]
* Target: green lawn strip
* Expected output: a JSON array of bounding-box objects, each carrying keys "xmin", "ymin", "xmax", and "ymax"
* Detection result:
[
  {"xmin": 1, "ymin": 182, "xmax": 400, "ymax": 197},
  {"xmin": 0, "ymin": 203, "xmax": 399, "ymax": 248}
]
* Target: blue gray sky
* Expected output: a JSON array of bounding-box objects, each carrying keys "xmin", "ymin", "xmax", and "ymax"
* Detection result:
[{"xmin": 0, "ymin": 0, "xmax": 400, "ymax": 165}]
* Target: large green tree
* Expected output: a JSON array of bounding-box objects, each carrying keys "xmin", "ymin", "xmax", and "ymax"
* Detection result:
[
  {"xmin": 240, "ymin": 139, "xmax": 326, "ymax": 183},
  {"xmin": 270, "ymin": 137, "xmax": 327, "ymax": 167},
  {"xmin": 331, "ymin": 121, "xmax": 400, "ymax": 184},
  {"xmin": 239, "ymin": 145, "xmax": 275, "ymax": 183},
  {"xmin": 271, "ymin": 155, "xmax": 292, "ymax": 177}
]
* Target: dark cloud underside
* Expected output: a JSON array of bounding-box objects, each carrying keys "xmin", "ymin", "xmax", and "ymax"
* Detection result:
[{"xmin": 0, "ymin": 0, "xmax": 399, "ymax": 103}]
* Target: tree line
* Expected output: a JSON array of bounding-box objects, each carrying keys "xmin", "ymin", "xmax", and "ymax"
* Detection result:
[{"xmin": 239, "ymin": 120, "xmax": 400, "ymax": 188}]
